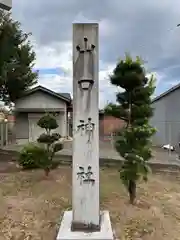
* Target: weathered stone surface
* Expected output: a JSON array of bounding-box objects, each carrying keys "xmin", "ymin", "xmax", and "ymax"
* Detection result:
[
  {"xmin": 57, "ymin": 23, "xmax": 113, "ymax": 239},
  {"xmin": 72, "ymin": 23, "xmax": 100, "ymax": 228},
  {"xmin": 56, "ymin": 211, "xmax": 114, "ymax": 240}
]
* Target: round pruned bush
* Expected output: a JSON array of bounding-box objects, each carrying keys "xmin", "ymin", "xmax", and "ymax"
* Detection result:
[
  {"xmin": 37, "ymin": 133, "xmax": 61, "ymax": 144},
  {"xmin": 37, "ymin": 114, "xmax": 58, "ymax": 130},
  {"xmin": 34, "ymin": 113, "xmax": 64, "ymax": 176}
]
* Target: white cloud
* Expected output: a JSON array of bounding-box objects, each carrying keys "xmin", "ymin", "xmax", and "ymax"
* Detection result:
[
  {"xmin": 73, "ymin": 13, "xmax": 115, "ymax": 38},
  {"xmin": 32, "ymin": 39, "xmax": 72, "ymax": 94},
  {"xmin": 32, "ymin": 37, "xmax": 118, "ymax": 108},
  {"xmin": 164, "ymin": 80, "xmax": 180, "ymax": 87},
  {"xmin": 146, "ymin": 71, "xmax": 164, "ymax": 87},
  {"xmin": 33, "ymin": 39, "xmax": 72, "ymax": 70},
  {"xmin": 38, "ymin": 74, "xmax": 69, "ymax": 90},
  {"xmin": 99, "ymin": 19, "xmax": 116, "ymax": 38},
  {"xmin": 13, "ymin": 0, "xmax": 180, "ymax": 110},
  {"xmin": 34, "ymin": 39, "xmax": 161, "ymax": 108}
]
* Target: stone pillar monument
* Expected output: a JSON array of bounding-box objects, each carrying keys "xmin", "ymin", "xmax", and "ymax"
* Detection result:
[
  {"xmin": 56, "ymin": 23, "xmax": 113, "ymax": 240},
  {"xmin": 72, "ymin": 23, "xmax": 100, "ymax": 231}
]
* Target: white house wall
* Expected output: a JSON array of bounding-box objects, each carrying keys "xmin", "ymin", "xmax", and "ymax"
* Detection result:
[
  {"xmin": 28, "ymin": 113, "xmax": 66, "ymax": 140},
  {"xmin": 15, "ymin": 90, "xmax": 68, "ymax": 143},
  {"xmin": 15, "ymin": 112, "xmax": 29, "ymax": 144},
  {"xmin": 151, "ymin": 87, "xmax": 180, "ymax": 147},
  {"xmin": 15, "ymin": 90, "xmax": 66, "ymax": 111},
  {"xmin": 150, "ymin": 98, "xmax": 166, "ymax": 146},
  {"xmin": 164, "ymin": 88, "xmax": 180, "ymax": 147},
  {"xmin": 16, "ymin": 112, "xmax": 67, "ymax": 144}
]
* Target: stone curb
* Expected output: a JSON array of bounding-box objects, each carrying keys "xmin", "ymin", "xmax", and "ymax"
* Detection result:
[
  {"xmin": 54, "ymin": 154, "xmax": 180, "ymax": 172},
  {"xmin": 1, "ymin": 149, "xmax": 180, "ymax": 173}
]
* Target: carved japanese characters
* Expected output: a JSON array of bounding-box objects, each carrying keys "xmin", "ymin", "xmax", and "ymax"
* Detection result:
[
  {"xmin": 75, "ymin": 37, "xmax": 96, "ymax": 112},
  {"xmin": 76, "ymin": 118, "xmax": 95, "ymax": 143},
  {"xmin": 77, "ymin": 165, "xmax": 95, "ymax": 185},
  {"xmin": 76, "ymin": 37, "xmax": 95, "ymax": 91}
]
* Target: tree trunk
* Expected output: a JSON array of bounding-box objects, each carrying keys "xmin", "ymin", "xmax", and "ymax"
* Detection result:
[
  {"xmin": 128, "ymin": 180, "xmax": 136, "ymax": 204},
  {"xmin": 44, "ymin": 168, "xmax": 50, "ymax": 177}
]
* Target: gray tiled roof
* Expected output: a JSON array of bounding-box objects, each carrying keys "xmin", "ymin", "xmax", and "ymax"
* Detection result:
[
  {"xmin": 57, "ymin": 93, "xmax": 71, "ymax": 101},
  {"xmin": 20, "ymin": 85, "xmax": 71, "ymax": 103}
]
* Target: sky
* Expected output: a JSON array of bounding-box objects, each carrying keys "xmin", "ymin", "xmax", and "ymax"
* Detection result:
[{"xmin": 12, "ymin": 0, "xmax": 180, "ymax": 108}]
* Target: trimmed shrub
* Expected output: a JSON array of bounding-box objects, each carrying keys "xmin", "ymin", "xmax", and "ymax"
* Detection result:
[
  {"xmin": 18, "ymin": 143, "xmax": 47, "ymax": 169},
  {"xmin": 36, "ymin": 113, "xmax": 63, "ymax": 176}
]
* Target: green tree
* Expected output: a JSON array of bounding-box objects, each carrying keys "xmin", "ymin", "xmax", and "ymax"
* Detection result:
[
  {"xmin": 0, "ymin": 11, "xmax": 38, "ymax": 105},
  {"xmin": 104, "ymin": 54, "xmax": 156, "ymax": 204},
  {"xmin": 37, "ymin": 114, "xmax": 63, "ymax": 176}
]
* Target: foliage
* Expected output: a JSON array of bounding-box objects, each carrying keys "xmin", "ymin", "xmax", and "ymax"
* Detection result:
[
  {"xmin": 37, "ymin": 113, "xmax": 63, "ymax": 176},
  {"xmin": 18, "ymin": 143, "xmax": 47, "ymax": 169},
  {"xmin": 37, "ymin": 133, "xmax": 61, "ymax": 144},
  {"xmin": 37, "ymin": 115, "xmax": 58, "ymax": 132},
  {"xmin": 104, "ymin": 54, "xmax": 156, "ymax": 204},
  {"xmin": 0, "ymin": 11, "xmax": 38, "ymax": 105}
]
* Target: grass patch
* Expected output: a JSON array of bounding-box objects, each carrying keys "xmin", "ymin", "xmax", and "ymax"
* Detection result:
[{"xmin": 0, "ymin": 167, "xmax": 180, "ymax": 239}]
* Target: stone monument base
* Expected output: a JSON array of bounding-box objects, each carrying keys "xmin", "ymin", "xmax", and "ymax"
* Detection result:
[{"xmin": 56, "ymin": 210, "xmax": 114, "ymax": 240}]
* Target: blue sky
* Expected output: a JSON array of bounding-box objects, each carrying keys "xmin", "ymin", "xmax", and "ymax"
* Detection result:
[
  {"xmin": 13, "ymin": 0, "xmax": 180, "ymax": 107},
  {"xmin": 34, "ymin": 68, "xmax": 64, "ymax": 75},
  {"xmin": 34, "ymin": 66, "xmax": 177, "ymax": 102}
]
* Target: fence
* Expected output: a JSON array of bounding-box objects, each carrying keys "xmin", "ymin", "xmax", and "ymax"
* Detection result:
[
  {"xmin": 148, "ymin": 120, "xmax": 180, "ymax": 162},
  {"xmin": 150, "ymin": 121, "xmax": 180, "ymax": 148},
  {"xmin": 0, "ymin": 121, "xmax": 16, "ymax": 147},
  {"xmin": 99, "ymin": 121, "xmax": 180, "ymax": 163},
  {"xmin": 1, "ymin": 118, "xmax": 180, "ymax": 162}
]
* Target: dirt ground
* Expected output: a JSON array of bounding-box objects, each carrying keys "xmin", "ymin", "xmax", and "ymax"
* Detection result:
[{"xmin": 0, "ymin": 165, "xmax": 180, "ymax": 240}]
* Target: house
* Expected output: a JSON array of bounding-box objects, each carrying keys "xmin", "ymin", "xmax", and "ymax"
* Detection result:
[
  {"xmin": 151, "ymin": 82, "xmax": 180, "ymax": 148},
  {"xmin": 13, "ymin": 85, "xmax": 126, "ymax": 144},
  {"xmin": 14, "ymin": 85, "xmax": 72, "ymax": 144},
  {"xmin": 99, "ymin": 110, "xmax": 125, "ymax": 140}
]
